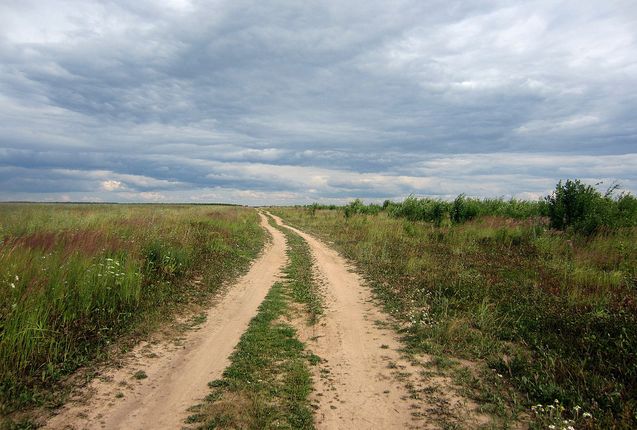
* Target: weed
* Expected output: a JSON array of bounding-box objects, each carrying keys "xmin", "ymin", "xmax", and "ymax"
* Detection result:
[{"xmin": 132, "ymin": 370, "xmax": 147, "ymax": 380}]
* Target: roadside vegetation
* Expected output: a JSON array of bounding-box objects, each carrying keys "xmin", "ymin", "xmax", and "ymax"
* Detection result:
[
  {"xmin": 274, "ymin": 180, "xmax": 637, "ymax": 429},
  {"xmin": 308, "ymin": 179, "xmax": 637, "ymax": 234},
  {"xmin": 0, "ymin": 204, "xmax": 264, "ymax": 419},
  {"xmin": 188, "ymin": 215, "xmax": 320, "ymax": 429}
]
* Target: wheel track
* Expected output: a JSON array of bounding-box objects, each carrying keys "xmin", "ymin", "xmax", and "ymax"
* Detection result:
[{"xmin": 45, "ymin": 213, "xmax": 287, "ymax": 430}]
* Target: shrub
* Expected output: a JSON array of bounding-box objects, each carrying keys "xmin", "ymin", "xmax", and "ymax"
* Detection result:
[
  {"xmin": 451, "ymin": 194, "xmax": 479, "ymax": 223},
  {"xmin": 545, "ymin": 180, "xmax": 637, "ymax": 234}
]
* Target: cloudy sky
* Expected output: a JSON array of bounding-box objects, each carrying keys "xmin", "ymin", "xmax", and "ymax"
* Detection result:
[{"xmin": 1, "ymin": 0, "xmax": 636, "ymax": 204}]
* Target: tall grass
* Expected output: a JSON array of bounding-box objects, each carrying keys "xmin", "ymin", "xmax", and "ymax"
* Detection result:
[
  {"xmin": 0, "ymin": 204, "xmax": 264, "ymax": 414},
  {"xmin": 273, "ymin": 208, "xmax": 637, "ymax": 428}
]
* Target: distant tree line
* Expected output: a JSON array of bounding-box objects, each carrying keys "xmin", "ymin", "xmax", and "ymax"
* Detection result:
[{"xmin": 305, "ymin": 179, "xmax": 637, "ymax": 234}]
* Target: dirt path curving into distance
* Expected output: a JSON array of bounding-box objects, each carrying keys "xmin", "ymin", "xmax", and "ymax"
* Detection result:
[
  {"xmin": 45, "ymin": 212, "xmax": 287, "ymax": 430},
  {"xmin": 269, "ymin": 213, "xmax": 427, "ymax": 429}
]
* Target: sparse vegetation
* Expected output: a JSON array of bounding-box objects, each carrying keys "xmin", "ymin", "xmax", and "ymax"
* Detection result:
[
  {"xmin": 273, "ymin": 180, "xmax": 637, "ymax": 429},
  {"xmin": 132, "ymin": 370, "xmax": 147, "ymax": 380},
  {"xmin": 274, "ymin": 219, "xmax": 323, "ymax": 324},
  {"xmin": 0, "ymin": 204, "xmax": 264, "ymax": 416}
]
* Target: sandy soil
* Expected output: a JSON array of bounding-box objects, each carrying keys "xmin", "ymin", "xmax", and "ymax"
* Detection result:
[
  {"xmin": 44, "ymin": 213, "xmax": 287, "ymax": 430},
  {"xmin": 270, "ymin": 213, "xmax": 418, "ymax": 428},
  {"xmin": 270, "ymin": 213, "xmax": 490, "ymax": 430}
]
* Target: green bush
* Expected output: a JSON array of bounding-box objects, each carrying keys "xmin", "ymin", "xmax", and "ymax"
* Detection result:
[
  {"xmin": 546, "ymin": 180, "xmax": 637, "ymax": 234},
  {"xmin": 451, "ymin": 194, "xmax": 479, "ymax": 223}
]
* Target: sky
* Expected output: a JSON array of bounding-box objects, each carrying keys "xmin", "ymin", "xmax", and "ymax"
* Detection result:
[{"xmin": 1, "ymin": 0, "xmax": 636, "ymax": 205}]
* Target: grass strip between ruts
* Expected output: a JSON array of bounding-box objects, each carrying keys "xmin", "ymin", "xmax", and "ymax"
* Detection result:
[{"xmin": 188, "ymin": 215, "xmax": 321, "ymax": 429}]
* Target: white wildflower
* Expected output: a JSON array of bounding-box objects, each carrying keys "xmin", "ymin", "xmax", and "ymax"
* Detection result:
[
  {"xmin": 10, "ymin": 283, "xmax": 15, "ymax": 289},
  {"xmin": 583, "ymin": 412, "xmax": 592, "ymax": 419}
]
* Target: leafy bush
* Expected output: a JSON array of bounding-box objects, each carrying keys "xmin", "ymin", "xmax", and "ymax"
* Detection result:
[
  {"xmin": 343, "ymin": 199, "xmax": 382, "ymax": 218},
  {"xmin": 546, "ymin": 180, "xmax": 637, "ymax": 234},
  {"xmin": 386, "ymin": 194, "xmax": 545, "ymax": 225},
  {"xmin": 451, "ymin": 194, "xmax": 480, "ymax": 223}
]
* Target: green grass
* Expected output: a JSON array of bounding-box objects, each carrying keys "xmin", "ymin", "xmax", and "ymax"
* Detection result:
[
  {"xmin": 132, "ymin": 370, "xmax": 147, "ymax": 380},
  {"xmin": 270, "ymin": 217, "xmax": 323, "ymax": 324},
  {"xmin": 272, "ymin": 207, "xmax": 637, "ymax": 429},
  {"xmin": 0, "ymin": 203, "xmax": 265, "ymax": 417},
  {"xmin": 190, "ymin": 215, "xmax": 320, "ymax": 429}
]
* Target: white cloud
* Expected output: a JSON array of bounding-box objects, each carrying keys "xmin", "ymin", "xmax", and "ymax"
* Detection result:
[
  {"xmin": 101, "ymin": 180, "xmax": 123, "ymax": 191},
  {"xmin": 515, "ymin": 115, "xmax": 601, "ymax": 134}
]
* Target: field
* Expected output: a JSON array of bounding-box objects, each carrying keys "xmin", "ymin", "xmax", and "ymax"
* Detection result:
[
  {"xmin": 0, "ymin": 204, "xmax": 264, "ymax": 416},
  {"xmin": 272, "ymin": 207, "xmax": 637, "ymax": 429},
  {"xmin": 1, "ymin": 197, "xmax": 635, "ymax": 429}
]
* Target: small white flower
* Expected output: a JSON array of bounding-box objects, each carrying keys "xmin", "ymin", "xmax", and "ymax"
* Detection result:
[
  {"xmin": 10, "ymin": 283, "xmax": 15, "ymax": 289},
  {"xmin": 583, "ymin": 412, "xmax": 592, "ymax": 418},
  {"xmin": 548, "ymin": 425, "xmax": 555, "ymax": 430},
  {"xmin": 15, "ymin": 275, "xmax": 19, "ymax": 281}
]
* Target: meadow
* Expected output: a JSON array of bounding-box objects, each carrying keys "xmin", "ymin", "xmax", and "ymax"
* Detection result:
[
  {"xmin": 273, "ymin": 194, "xmax": 637, "ymax": 429},
  {"xmin": 0, "ymin": 203, "xmax": 264, "ymax": 416}
]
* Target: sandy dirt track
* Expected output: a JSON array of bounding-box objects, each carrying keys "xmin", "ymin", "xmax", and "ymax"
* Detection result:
[
  {"xmin": 270, "ymin": 213, "xmax": 421, "ymax": 429},
  {"xmin": 45, "ymin": 213, "xmax": 287, "ymax": 430}
]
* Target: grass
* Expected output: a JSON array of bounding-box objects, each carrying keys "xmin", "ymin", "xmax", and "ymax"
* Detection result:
[
  {"xmin": 272, "ymin": 207, "xmax": 637, "ymax": 429},
  {"xmin": 271, "ymin": 217, "xmax": 323, "ymax": 324},
  {"xmin": 132, "ymin": 370, "xmax": 147, "ymax": 380},
  {"xmin": 0, "ymin": 203, "xmax": 265, "ymax": 418},
  {"xmin": 189, "ymin": 214, "xmax": 320, "ymax": 429}
]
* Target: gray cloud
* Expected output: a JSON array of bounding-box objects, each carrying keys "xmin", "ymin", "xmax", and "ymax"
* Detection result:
[{"xmin": 1, "ymin": 0, "xmax": 636, "ymax": 204}]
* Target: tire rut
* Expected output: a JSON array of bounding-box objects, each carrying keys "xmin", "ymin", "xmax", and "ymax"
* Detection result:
[
  {"xmin": 270, "ymin": 213, "xmax": 422, "ymax": 429},
  {"xmin": 44, "ymin": 213, "xmax": 287, "ymax": 430}
]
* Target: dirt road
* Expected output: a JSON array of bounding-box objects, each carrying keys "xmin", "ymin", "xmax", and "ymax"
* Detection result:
[
  {"xmin": 45, "ymin": 213, "xmax": 287, "ymax": 430},
  {"xmin": 270, "ymin": 213, "xmax": 422, "ymax": 429}
]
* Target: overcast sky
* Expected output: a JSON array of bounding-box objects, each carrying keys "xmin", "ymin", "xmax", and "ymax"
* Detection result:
[{"xmin": 1, "ymin": 0, "xmax": 636, "ymax": 204}]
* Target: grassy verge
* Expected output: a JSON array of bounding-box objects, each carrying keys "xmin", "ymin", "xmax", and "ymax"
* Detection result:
[
  {"xmin": 272, "ymin": 207, "xmax": 637, "ymax": 429},
  {"xmin": 189, "ymin": 215, "xmax": 320, "ymax": 429},
  {"xmin": 0, "ymin": 204, "xmax": 264, "ymax": 421}
]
